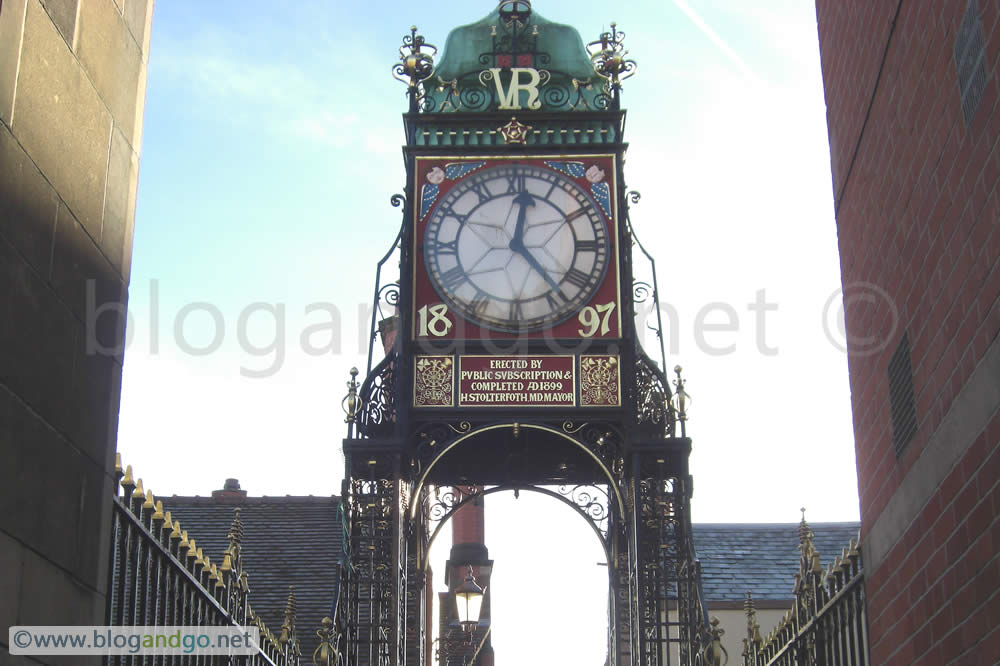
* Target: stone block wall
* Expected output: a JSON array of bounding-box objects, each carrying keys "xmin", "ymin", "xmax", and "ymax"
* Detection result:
[
  {"xmin": 0, "ymin": 0, "xmax": 153, "ymax": 662},
  {"xmin": 815, "ymin": 1, "xmax": 1000, "ymax": 664}
]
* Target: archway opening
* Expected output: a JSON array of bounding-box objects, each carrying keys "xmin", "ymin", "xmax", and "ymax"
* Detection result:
[{"xmin": 427, "ymin": 487, "xmax": 611, "ymax": 666}]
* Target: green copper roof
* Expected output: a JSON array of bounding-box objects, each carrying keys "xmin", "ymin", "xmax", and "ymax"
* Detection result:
[{"xmin": 423, "ymin": 7, "xmax": 611, "ymax": 113}]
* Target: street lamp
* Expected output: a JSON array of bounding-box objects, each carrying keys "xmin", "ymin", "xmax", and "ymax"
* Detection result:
[{"xmin": 454, "ymin": 567, "xmax": 485, "ymax": 631}]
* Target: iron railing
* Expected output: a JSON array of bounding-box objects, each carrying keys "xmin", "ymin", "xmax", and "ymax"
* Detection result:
[
  {"xmin": 741, "ymin": 519, "xmax": 869, "ymax": 666},
  {"xmin": 107, "ymin": 456, "xmax": 301, "ymax": 665}
]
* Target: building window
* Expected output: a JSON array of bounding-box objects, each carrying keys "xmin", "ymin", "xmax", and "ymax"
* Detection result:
[
  {"xmin": 955, "ymin": 0, "xmax": 989, "ymax": 125},
  {"xmin": 888, "ymin": 334, "xmax": 918, "ymax": 456}
]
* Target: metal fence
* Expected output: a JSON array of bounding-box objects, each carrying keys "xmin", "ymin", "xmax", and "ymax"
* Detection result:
[
  {"xmin": 741, "ymin": 518, "xmax": 869, "ymax": 666},
  {"xmin": 107, "ymin": 455, "xmax": 302, "ymax": 665}
]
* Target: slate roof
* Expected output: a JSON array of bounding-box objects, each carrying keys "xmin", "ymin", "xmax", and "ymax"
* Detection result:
[
  {"xmin": 162, "ymin": 494, "xmax": 344, "ymax": 661},
  {"xmin": 693, "ymin": 522, "xmax": 861, "ymax": 603}
]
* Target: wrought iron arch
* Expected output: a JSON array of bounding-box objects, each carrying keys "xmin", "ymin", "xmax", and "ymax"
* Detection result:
[
  {"xmin": 420, "ymin": 484, "xmax": 612, "ymax": 569},
  {"xmin": 408, "ymin": 422, "xmax": 626, "ymax": 525}
]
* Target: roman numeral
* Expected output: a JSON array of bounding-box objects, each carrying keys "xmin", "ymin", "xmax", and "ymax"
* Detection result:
[
  {"xmin": 437, "ymin": 204, "xmax": 468, "ymax": 225},
  {"xmin": 471, "ymin": 182, "xmax": 492, "ymax": 203},
  {"xmin": 439, "ymin": 267, "xmax": 468, "ymax": 290},
  {"xmin": 427, "ymin": 239, "xmax": 458, "ymax": 256},
  {"xmin": 563, "ymin": 268, "xmax": 593, "ymax": 289},
  {"xmin": 507, "ymin": 170, "xmax": 526, "ymax": 194},
  {"xmin": 508, "ymin": 300, "xmax": 524, "ymax": 321},
  {"xmin": 575, "ymin": 240, "xmax": 600, "ymax": 253},
  {"xmin": 565, "ymin": 206, "xmax": 590, "ymax": 222},
  {"xmin": 470, "ymin": 291, "xmax": 491, "ymax": 314},
  {"xmin": 544, "ymin": 291, "xmax": 566, "ymax": 310}
]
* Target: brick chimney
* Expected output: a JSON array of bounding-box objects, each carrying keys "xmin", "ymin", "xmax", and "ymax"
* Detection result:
[{"xmin": 212, "ymin": 478, "xmax": 248, "ymax": 502}]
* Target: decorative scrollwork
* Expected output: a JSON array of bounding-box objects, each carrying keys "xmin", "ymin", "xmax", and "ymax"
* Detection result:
[
  {"xmin": 459, "ymin": 84, "xmax": 492, "ymax": 112},
  {"xmin": 556, "ymin": 484, "xmax": 610, "ymax": 538},
  {"xmin": 426, "ymin": 485, "xmax": 483, "ymax": 523},
  {"xmin": 636, "ymin": 348, "xmax": 676, "ymax": 438},
  {"xmin": 392, "ymin": 26, "xmax": 437, "ymax": 92},
  {"xmin": 627, "ymin": 190, "xmax": 641, "ymax": 205},
  {"xmin": 357, "ymin": 350, "xmax": 397, "ymax": 439},
  {"xmin": 587, "ymin": 22, "xmax": 638, "ymax": 100},
  {"xmin": 542, "ymin": 83, "xmax": 571, "ymax": 108},
  {"xmin": 561, "ymin": 420, "xmax": 587, "ymax": 435},
  {"xmin": 633, "ymin": 281, "xmax": 654, "ymax": 304},
  {"xmin": 377, "ymin": 282, "xmax": 399, "ymax": 309},
  {"xmin": 593, "ymin": 92, "xmax": 613, "ymax": 110},
  {"xmin": 390, "ymin": 194, "xmax": 406, "ymax": 208}
]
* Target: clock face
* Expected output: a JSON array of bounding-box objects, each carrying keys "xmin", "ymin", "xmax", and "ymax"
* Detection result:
[{"xmin": 423, "ymin": 163, "xmax": 610, "ymax": 332}]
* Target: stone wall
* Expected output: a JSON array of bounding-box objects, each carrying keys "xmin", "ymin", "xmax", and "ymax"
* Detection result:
[
  {"xmin": 0, "ymin": 0, "xmax": 153, "ymax": 662},
  {"xmin": 816, "ymin": 1, "xmax": 1000, "ymax": 664}
]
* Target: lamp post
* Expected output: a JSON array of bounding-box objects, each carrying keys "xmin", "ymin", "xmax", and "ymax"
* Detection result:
[{"xmin": 454, "ymin": 566, "xmax": 485, "ymax": 631}]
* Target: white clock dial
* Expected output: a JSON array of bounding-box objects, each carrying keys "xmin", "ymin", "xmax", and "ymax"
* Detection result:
[{"xmin": 424, "ymin": 163, "xmax": 610, "ymax": 332}]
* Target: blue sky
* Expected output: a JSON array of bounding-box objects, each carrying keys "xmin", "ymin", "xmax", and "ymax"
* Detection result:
[{"xmin": 118, "ymin": 1, "xmax": 856, "ymax": 661}]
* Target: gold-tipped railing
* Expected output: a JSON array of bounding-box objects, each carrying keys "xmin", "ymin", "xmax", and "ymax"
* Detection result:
[
  {"xmin": 741, "ymin": 511, "xmax": 869, "ymax": 666},
  {"xmin": 107, "ymin": 455, "xmax": 304, "ymax": 665}
]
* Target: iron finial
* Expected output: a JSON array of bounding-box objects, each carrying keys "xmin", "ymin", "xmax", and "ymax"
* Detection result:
[
  {"xmin": 313, "ymin": 616, "xmax": 338, "ymax": 666},
  {"xmin": 392, "ymin": 25, "xmax": 438, "ymax": 111},
  {"xmin": 587, "ymin": 21, "xmax": 637, "ymax": 98},
  {"xmin": 279, "ymin": 586, "xmax": 297, "ymax": 645},
  {"xmin": 343, "ymin": 367, "xmax": 361, "ymax": 423}
]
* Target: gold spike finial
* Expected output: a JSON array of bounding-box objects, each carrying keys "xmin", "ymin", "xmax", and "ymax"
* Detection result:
[
  {"xmin": 143, "ymin": 489, "xmax": 155, "ymax": 511},
  {"xmin": 132, "ymin": 478, "xmax": 145, "ymax": 500},
  {"xmin": 163, "ymin": 510, "xmax": 173, "ymax": 531},
  {"xmin": 228, "ymin": 508, "xmax": 244, "ymax": 548},
  {"xmin": 152, "ymin": 500, "xmax": 165, "ymax": 521},
  {"xmin": 220, "ymin": 552, "xmax": 233, "ymax": 574},
  {"xmin": 122, "ymin": 464, "xmax": 134, "ymax": 488},
  {"xmin": 279, "ymin": 586, "xmax": 297, "ymax": 645},
  {"xmin": 113, "ymin": 453, "xmax": 124, "ymax": 490}
]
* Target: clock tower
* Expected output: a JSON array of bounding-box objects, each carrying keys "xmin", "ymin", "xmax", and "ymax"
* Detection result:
[{"xmin": 338, "ymin": 3, "xmax": 709, "ymax": 665}]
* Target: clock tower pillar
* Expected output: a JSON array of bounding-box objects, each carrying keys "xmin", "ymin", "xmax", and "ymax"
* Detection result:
[{"xmin": 337, "ymin": 4, "xmax": 709, "ymax": 665}]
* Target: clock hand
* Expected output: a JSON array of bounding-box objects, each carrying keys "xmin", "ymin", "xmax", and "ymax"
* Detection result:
[
  {"xmin": 507, "ymin": 192, "xmax": 564, "ymax": 295},
  {"xmin": 518, "ymin": 245, "xmax": 565, "ymax": 296},
  {"xmin": 509, "ymin": 191, "xmax": 535, "ymax": 248}
]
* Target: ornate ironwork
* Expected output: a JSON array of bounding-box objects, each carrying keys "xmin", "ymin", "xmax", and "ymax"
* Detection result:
[
  {"xmin": 742, "ymin": 514, "xmax": 868, "ymax": 666},
  {"xmin": 392, "ymin": 27, "xmax": 438, "ymax": 112},
  {"xmin": 344, "ymin": 474, "xmax": 406, "ymax": 666},
  {"xmin": 357, "ymin": 350, "xmax": 398, "ymax": 439},
  {"xmin": 587, "ymin": 23, "xmax": 638, "ymax": 100},
  {"xmin": 412, "ymin": 5, "xmax": 618, "ymax": 114},
  {"xmin": 636, "ymin": 349, "xmax": 676, "ymax": 437},
  {"xmin": 632, "ymin": 455, "xmax": 710, "ymax": 666},
  {"xmin": 343, "ymin": 367, "xmax": 362, "ymax": 438},
  {"xmin": 420, "ymin": 483, "xmax": 614, "ymax": 566}
]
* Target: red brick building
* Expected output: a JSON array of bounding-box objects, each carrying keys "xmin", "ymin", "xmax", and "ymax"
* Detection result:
[{"xmin": 815, "ymin": 1, "xmax": 1000, "ymax": 664}]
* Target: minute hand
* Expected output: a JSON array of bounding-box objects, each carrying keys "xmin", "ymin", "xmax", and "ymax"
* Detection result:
[
  {"xmin": 517, "ymin": 245, "xmax": 564, "ymax": 295},
  {"xmin": 508, "ymin": 193, "xmax": 564, "ymax": 295}
]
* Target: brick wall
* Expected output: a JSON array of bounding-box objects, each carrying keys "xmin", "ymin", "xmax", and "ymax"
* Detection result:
[
  {"xmin": 0, "ymin": 0, "xmax": 153, "ymax": 662},
  {"xmin": 816, "ymin": 0, "xmax": 1000, "ymax": 664}
]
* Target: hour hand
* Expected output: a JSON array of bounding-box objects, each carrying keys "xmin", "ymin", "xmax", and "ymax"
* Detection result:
[{"xmin": 509, "ymin": 191, "xmax": 535, "ymax": 247}]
